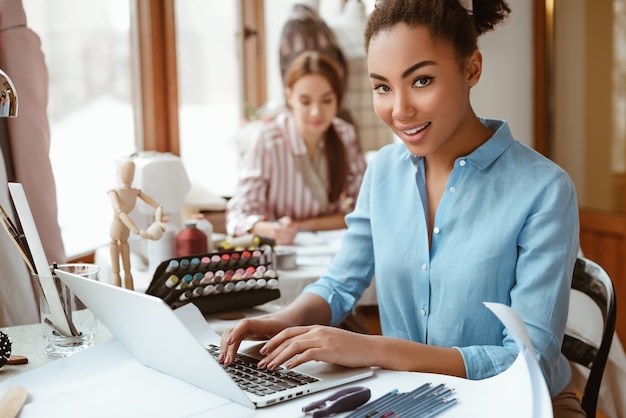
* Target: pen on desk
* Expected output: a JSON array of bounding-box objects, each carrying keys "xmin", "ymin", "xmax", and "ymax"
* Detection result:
[
  {"xmin": 384, "ymin": 384, "xmax": 449, "ymax": 417},
  {"xmin": 345, "ymin": 388, "xmax": 399, "ymax": 418},
  {"xmin": 393, "ymin": 392, "xmax": 446, "ymax": 417},
  {"xmin": 420, "ymin": 397, "xmax": 458, "ymax": 418},
  {"xmin": 352, "ymin": 383, "xmax": 430, "ymax": 418}
]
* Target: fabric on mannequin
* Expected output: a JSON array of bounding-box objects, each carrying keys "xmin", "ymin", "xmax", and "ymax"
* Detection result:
[
  {"xmin": 0, "ymin": 0, "xmax": 65, "ymax": 326},
  {"xmin": 0, "ymin": 134, "xmax": 38, "ymax": 326},
  {"xmin": 328, "ymin": 0, "xmax": 391, "ymax": 152},
  {"xmin": 0, "ymin": 0, "xmax": 67, "ymax": 267}
]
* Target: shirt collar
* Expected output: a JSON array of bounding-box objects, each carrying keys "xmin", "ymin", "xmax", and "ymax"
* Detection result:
[
  {"xmin": 407, "ymin": 118, "xmax": 513, "ymax": 169},
  {"xmin": 277, "ymin": 110, "xmax": 323, "ymax": 156}
]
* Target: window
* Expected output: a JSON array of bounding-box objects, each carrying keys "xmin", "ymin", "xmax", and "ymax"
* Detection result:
[
  {"xmin": 23, "ymin": 0, "xmax": 138, "ymax": 258},
  {"xmin": 20, "ymin": 0, "xmax": 371, "ymax": 259},
  {"xmin": 174, "ymin": 1, "xmax": 242, "ymax": 198}
]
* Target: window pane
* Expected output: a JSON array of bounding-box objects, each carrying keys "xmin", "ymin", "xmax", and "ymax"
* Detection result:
[
  {"xmin": 175, "ymin": 1, "xmax": 242, "ymax": 198},
  {"xmin": 22, "ymin": 0, "xmax": 137, "ymax": 257}
]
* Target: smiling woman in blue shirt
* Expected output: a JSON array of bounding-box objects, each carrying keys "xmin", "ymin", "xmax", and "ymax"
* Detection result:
[{"xmin": 219, "ymin": 1, "xmax": 583, "ymax": 416}]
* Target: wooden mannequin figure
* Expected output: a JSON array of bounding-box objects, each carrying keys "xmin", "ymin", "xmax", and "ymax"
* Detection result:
[{"xmin": 108, "ymin": 160, "xmax": 164, "ymax": 290}]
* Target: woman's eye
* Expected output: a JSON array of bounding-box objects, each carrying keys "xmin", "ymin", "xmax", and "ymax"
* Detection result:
[
  {"xmin": 373, "ymin": 85, "xmax": 391, "ymax": 94},
  {"xmin": 414, "ymin": 77, "xmax": 433, "ymax": 88}
]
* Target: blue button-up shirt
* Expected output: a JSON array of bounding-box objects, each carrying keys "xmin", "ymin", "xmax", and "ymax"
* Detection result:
[{"xmin": 303, "ymin": 119, "xmax": 579, "ymax": 397}]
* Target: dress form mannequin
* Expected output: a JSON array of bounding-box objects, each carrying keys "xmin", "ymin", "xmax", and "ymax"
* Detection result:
[
  {"xmin": 327, "ymin": 0, "xmax": 392, "ymax": 152},
  {"xmin": 108, "ymin": 160, "xmax": 164, "ymax": 290}
]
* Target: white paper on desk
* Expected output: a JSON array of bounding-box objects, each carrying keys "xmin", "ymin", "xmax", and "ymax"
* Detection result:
[
  {"xmin": 484, "ymin": 302, "xmax": 553, "ymax": 418},
  {"xmin": 277, "ymin": 229, "xmax": 346, "ymax": 266}
]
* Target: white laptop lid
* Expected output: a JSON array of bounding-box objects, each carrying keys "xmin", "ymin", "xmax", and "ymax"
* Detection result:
[{"xmin": 55, "ymin": 269, "xmax": 373, "ymax": 409}]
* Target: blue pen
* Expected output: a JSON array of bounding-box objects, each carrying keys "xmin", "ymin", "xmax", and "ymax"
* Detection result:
[
  {"xmin": 419, "ymin": 397, "xmax": 459, "ymax": 418},
  {"xmin": 344, "ymin": 388, "xmax": 399, "ymax": 418},
  {"xmin": 391, "ymin": 387, "xmax": 453, "ymax": 416},
  {"xmin": 376, "ymin": 383, "xmax": 443, "ymax": 416},
  {"xmin": 394, "ymin": 393, "xmax": 448, "ymax": 417},
  {"xmin": 364, "ymin": 385, "xmax": 427, "ymax": 417}
]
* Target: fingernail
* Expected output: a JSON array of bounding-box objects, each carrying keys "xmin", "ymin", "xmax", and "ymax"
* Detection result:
[
  {"xmin": 225, "ymin": 355, "xmax": 231, "ymax": 364},
  {"xmin": 267, "ymin": 362, "xmax": 275, "ymax": 370},
  {"xmin": 257, "ymin": 360, "xmax": 266, "ymax": 368},
  {"xmin": 259, "ymin": 345, "xmax": 267, "ymax": 355}
]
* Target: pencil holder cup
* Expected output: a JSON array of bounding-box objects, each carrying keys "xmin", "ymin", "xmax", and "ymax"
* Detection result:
[{"xmin": 37, "ymin": 263, "xmax": 100, "ymax": 358}]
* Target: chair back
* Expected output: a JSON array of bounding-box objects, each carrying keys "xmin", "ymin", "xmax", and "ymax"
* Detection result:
[{"xmin": 562, "ymin": 257, "xmax": 617, "ymax": 418}]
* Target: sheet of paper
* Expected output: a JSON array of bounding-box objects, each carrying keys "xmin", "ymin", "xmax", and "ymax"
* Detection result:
[
  {"xmin": 276, "ymin": 229, "xmax": 346, "ymax": 266},
  {"xmin": 8, "ymin": 182, "xmax": 72, "ymax": 336},
  {"xmin": 484, "ymin": 302, "xmax": 553, "ymax": 417}
]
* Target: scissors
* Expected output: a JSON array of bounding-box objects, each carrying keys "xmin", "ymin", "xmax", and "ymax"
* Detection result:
[{"xmin": 302, "ymin": 386, "xmax": 371, "ymax": 418}]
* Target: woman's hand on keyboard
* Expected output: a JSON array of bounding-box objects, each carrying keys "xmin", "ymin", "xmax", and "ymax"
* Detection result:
[
  {"xmin": 255, "ymin": 325, "xmax": 379, "ymax": 370},
  {"xmin": 219, "ymin": 315, "xmax": 292, "ymax": 366}
]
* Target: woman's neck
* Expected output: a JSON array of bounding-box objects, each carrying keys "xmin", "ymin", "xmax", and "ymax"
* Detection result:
[{"xmin": 303, "ymin": 134, "xmax": 323, "ymax": 159}]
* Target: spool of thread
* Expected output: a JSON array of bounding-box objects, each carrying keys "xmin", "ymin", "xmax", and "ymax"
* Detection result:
[
  {"xmin": 191, "ymin": 213, "xmax": 214, "ymax": 252},
  {"xmin": 175, "ymin": 220, "xmax": 208, "ymax": 257}
]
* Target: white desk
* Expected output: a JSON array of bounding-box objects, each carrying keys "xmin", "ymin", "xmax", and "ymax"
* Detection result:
[{"xmin": 0, "ymin": 304, "xmax": 547, "ymax": 417}]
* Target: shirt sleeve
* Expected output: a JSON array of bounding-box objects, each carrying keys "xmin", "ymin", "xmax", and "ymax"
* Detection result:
[
  {"xmin": 303, "ymin": 161, "xmax": 376, "ymax": 325},
  {"xmin": 225, "ymin": 127, "xmax": 273, "ymax": 236},
  {"xmin": 456, "ymin": 171, "xmax": 579, "ymax": 396}
]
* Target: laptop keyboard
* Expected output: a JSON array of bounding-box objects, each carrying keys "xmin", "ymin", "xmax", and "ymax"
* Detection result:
[{"xmin": 207, "ymin": 344, "xmax": 319, "ymax": 397}]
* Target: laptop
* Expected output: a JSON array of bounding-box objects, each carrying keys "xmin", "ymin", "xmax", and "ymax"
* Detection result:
[{"xmin": 54, "ymin": 269, "xmax": 374, "ymax": 409}]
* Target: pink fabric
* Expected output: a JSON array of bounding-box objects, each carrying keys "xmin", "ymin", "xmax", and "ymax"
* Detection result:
[
  {"xmin": 0, "ymin": 0, "xmax": 66, "ymax": 265},
  {"xmin": 0, "ymin": 0, "xmax": 66, "ymax": 326}
]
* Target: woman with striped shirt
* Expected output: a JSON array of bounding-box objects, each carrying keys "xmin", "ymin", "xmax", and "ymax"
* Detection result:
[{"xmin": 226, "ymin": 51, "xmax": 367, "ymax": 245}]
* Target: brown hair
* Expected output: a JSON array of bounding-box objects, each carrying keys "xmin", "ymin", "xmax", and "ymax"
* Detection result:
[
  {"xmin": 284, "ymin": 51, "xmax": 348, "ymax": 204},
  {"xmin": 364, "ymin": 0, "xmax": 511, "ymax": 65}
]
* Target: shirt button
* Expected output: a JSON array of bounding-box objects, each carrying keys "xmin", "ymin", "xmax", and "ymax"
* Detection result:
[
  {"xmin": 420, "ymin": 309, "xmax": 427, "ymax": 316},
  {"xmin": 433, "ymin": 227, "xmax": 440, "ymax": 234},
  {"xmin": 459, "ymin": 160, "xmax": 466, "ymax": 167},
  {"xmin": 449, "ymin": 187, "xmax": 456, "ymax": 193},
  {"xmin": 421, "ymin": 264, "xmax": 428, "ymax": 270}
]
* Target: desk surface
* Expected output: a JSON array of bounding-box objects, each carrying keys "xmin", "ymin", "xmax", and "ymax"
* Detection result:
[{"xmin": 0, "ymin": 304, "xmax": 546, "ymax": 417}]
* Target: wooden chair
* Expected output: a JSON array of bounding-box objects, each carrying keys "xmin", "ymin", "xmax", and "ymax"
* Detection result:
[{"xmin": 562, "ymin": 257, "xmax": 617, "ymax": 418}]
